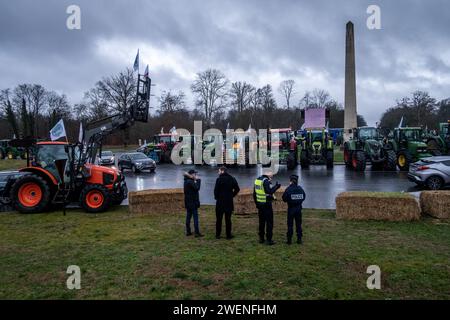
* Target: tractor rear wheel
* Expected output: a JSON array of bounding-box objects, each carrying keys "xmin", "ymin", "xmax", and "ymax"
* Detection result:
[
  {"xmin": 397, "ymin": 150, "xmax": 412, "ymax": 171},
  {"xmin": 11, "ymin": 174, "xmax": 51, "ymax": 214},
  {"xmin": 0, "ymin": 149, "xmax": 5, "ymax": 159},
  {"xmin": 427, "ymin": 139, "xmax": 441, "ymax": 156},
  {"xmin": 326, "ymin": 150, "xmax": 334, "ymax": 169},
  {"xmin": 352, "ymin": 151, "xmax": 366, "ymax": 172},
  {"xmin": 344, "ymin": 146, "xmax": 353, "ymax": 168},
  {"xmin": 383, "ymin": 150, "xmax": 397, "ymax": 171},
  {"xmin": 80, "ymin": 184, "xmax": 111, "ymax": 213}
]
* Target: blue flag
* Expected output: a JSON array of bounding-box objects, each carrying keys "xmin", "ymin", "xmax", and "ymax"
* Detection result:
[{"xmin": 133, "ymin": 49, "xmax": 139, "ymax": 72}]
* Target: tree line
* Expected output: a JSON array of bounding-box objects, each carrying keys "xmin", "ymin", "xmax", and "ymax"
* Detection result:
[{"xmin": 1, "ymin": 67, "xmax": 447, "ymax": 146}]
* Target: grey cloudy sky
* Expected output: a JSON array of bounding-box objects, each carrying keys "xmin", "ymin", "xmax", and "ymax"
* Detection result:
[{"xmin": 1, "ymin": 0, "xmax": 449, "ymax": 125}]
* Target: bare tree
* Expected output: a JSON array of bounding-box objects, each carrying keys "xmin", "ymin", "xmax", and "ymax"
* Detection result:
[
  {"xmin": 278, "ymin": 80, "xmax": 295, "ymax": 109},
  {"xmin": 158, "ymin": 90, "xmax": 186, "ymax": 113},
  {"xmin": 191, "ymin": 69, "xmax": 229, "ymax": 124},
  {"xmin": 230, "ymin": 81, "xmax": 255, "ymax": 113},
  {"xmin": 46, "ymin": 91, "xmax": 71, "ymax": 127}
]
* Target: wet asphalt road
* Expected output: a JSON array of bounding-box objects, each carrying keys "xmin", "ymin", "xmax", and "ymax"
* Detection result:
[{"xmin": 122, "ymin": 164, "xmax": 418, "ymax": 209}]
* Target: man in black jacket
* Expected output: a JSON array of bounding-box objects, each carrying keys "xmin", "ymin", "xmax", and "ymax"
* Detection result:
[
  {"xmin": 253, "ymin": 171, "xmax": 281, "ymax": 245},
  {"xmin": 184, "ymin": 169, "xmax": 203, "ymax": 237},
  {"xmin": 214, "ymin": 166, "xmax": 240, "ymax": 239},
  {"xmin": 282, "ymin": 175, "xmax": 306, "ymax": 245}
]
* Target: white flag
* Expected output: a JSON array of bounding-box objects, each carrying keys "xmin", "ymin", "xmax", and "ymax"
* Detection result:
[
  {"xmin": 78, "ymin": 122, "xmax": 84, "ymax": 143},
  {"xmin": 50, "ymin": 119, "xmax": 67, "ymax": 141}
]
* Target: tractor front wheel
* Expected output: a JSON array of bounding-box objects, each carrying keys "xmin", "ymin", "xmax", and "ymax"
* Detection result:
[
  {"xmin": 326, "ymin": 150, "xmax": 334, "ymax": 169},
  {"xmin": 344, "ymin": 146, "xmax": 353, "ymax": 168},
  {"xmin": 352, "ymin": 151, "xmax": 366, "ymax": 172},
  {"xmin": 80, "ymin": 184, "xmax": 111, "ymax": 213},
  {"xmin": 11, "ymin": 174, "xmax": 51, "ymax": 214},
  {"xmin": 397, "ymin": 150, "xmax": 412, "ymax": 171},
  {"xmin": 300, "ymin": 150, "xmax": 309, "ymax": 170},
  {"xmin": 287, "ymin": 153, "xmax": 297, "ymax": 170}
]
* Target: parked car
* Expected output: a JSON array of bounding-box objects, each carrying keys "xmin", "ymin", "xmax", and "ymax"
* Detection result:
[
  {"xmin": 98, "ymin": 150, "xmax": 116, "ymax": 166},
  {"xmin": 408, "ymin": 156, "xmax": 450, "ymax": 190},
  {"xmin": 118, "ymin": 152, "xmax": 156, "ymax": 173}
]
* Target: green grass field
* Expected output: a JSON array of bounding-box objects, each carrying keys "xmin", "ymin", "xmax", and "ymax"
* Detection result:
[
  {"xmin": 0, "ymin": 159, "xmax": 26, "ymax": 171},
  {"xmin": 0, "ymin": 206, "xmax": 449, "ymax": 300}
]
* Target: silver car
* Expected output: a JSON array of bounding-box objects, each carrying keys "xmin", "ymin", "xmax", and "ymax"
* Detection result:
[{"xmin": 408, "ymin": 156, "xmax": 450, "ymax": 190}]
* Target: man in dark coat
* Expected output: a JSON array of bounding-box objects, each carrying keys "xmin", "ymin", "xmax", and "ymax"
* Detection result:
[
  {"xmin": 184, "ymin": 169, "xmax": 203, "ymax": 237},
  {"xmin": 214, "ymin": 166, "xmax": 240, "ymax": 239},
  {"xmin": 253, "ymin": 171, "xmax": 281, "ymax": 245},
  {"xmin": 282, "ymin": 175, "xmax": 306, "ymax": 245}
]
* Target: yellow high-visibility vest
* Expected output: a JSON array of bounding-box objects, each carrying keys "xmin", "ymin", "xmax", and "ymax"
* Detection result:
[{"xmin": 254, "ymin": 178, "xmax": 267, "ymax": 204}]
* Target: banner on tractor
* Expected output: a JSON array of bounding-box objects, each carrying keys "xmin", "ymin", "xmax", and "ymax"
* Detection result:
[{"xmin": 50, "ymin": 119, "xmax": 67, "ymax": 141}]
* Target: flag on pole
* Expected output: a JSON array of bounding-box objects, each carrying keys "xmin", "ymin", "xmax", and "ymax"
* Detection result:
[
  {"xmin": 50, "ymin": 119, "xmax": 67, "ymax": 141},
  {"xmin": 133, "ymin": 49, "xmax": 139, "ymax": 72},
  {"xmin": 78, "ymin": 122, "xmax": 84, "ymax": 143},
  {"xmin": 398, "ymin": 116, "xmax": 404, "ymax": 128},
  {"xmin": 144, "ymin": 64, "xmax": 149, "ymax": 78}
]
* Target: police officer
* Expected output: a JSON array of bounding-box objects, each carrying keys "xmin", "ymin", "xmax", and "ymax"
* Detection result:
[
  {"xmin": 282, "ymin": 175, "xmax": 306, "ymax": 245},
  {"xmin": 253, "ymin": 171, "xmax": 281, "ymax": 245}
]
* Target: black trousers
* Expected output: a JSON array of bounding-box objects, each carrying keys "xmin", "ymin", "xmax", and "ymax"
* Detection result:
[
  {"xmin": 216, "ymin": 208, "xmax": 232, "ymax": 238},
  {"xmin": 258, "ymin": 204, "xmax": 274, "ymax": 241},
  {"xmin": 287, "ymin": 207, "xmax": 303, "ymax": 240}
]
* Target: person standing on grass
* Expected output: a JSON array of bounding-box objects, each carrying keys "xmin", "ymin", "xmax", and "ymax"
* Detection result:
[
  {"xmin": 282, "ymin": 175, "xmax": 306, "ymax": 245},
  {"xmin": 214, "ymin": 166, "xmax": 240, "ymax": 239},
  {"xmin": 253, "ymin": 171, "xmax": 281, "ymax": 245},
  {"xmin": 184, "ymin": 169, "xmax": 203, "ymax": 237}
]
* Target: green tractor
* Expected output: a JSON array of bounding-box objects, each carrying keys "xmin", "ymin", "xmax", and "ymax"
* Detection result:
[
  {"xmin": 385, "ymin": 127, "xmax": 432, "ymax": 171},
  {"xmin": 344, "ymin": 127, "xmax": 397, "ymax": 171},
  {"xmin": 0, "ymin": 139, "xmax": 27, "ymax": 160},
  {"xmin": 262, "ymin": 129, "xmax": 298, "ymax": 170},
  {"xmin": 298, "ymin": 129, "xmax": 334, "ymax": 169},
  {"xmin": 425, "ymin": 120, "xmax": 450, "ymax": 155}
]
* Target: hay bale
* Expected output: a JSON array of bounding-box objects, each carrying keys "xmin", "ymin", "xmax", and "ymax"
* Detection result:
[
  {"xmin": 129, "ymin": 188, "xmax": 185, "ymax": 215},
  {"xmin": 420, "ymin": 191, "xmax": 450, "ymax": 219},
  {"xmin": 336, "ymin": 192, "xmax": 421, "ymax": 221},
  {"xmin": 234, "ymin": 187, "xmax": 287, "ymax": 215}
]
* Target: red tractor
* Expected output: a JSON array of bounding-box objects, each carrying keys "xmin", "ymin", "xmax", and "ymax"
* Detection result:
[
  {"xmin": 153, "ymin": 132, "xmax": 177, "ymax": 163},
  {"xmin": 5, "ymin": 74, "xmax": 151, "ymax": 214}
]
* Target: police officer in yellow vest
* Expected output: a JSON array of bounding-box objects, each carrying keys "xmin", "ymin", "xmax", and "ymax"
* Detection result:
[{"xmin": 253, "ymin": 171, "xmax": 281, "ymax": 245}]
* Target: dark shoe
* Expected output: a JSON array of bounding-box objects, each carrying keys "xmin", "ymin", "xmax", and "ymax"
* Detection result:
[
  {"xmin": 286, "ymin": 239, "xmax": 292, "ymax": 245},
  {"xmin": 186, "ymin": 232, "xmax": 193, "ymax": 236},
  {"xmin": 195, "ymin": 233, "xmax": 204, "ymax": 238},
  {"xmin": 259, "ymin": 238, "xmax": 265, "ymax": 244},
  {"xmin": 215, "ymin": 235, "xmax": 221, "ymax": 239},
  {"xmin": 226, "ymin": 235, "xmax": 234, "ymax": 240},
  {"xmin": 266, "ymin": 240, "xmax": 275, "ymax": 246},
  {"xmin": 297, "ymin": 239, "xmax": 303, "ymax": 245}
]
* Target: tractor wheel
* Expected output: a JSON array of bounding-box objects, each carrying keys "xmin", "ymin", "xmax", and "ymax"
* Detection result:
[
  {"xmin": 383, "ymin": 150, "xmax": 397, "ymax": 171},
  {"xmin": 425, "ymin": 176, "xmax": 444, "ymax": 190},
  {"xmin": 11, "ymin": 174, "xmax": 51, "ymax": 214},
  {"xmin": 344, "ymin": 146, "xmax": 353, "ymax": 168},
  {"xmin": 352, "ymin": 151, "xmax": 366, "ymax": 172},
  {"xmin": 326, "ymin": 150, "xmax": 334, "ymax": 169},
  {"xmin": 427, "ymin": 139, "xmax": 441, "ymax": 156},
  {"xmin": 0, "ymin": 149, "xmax": 5, "ymax": 159},
  {"xmin": 300, "ymin": 150, "xmax": 309, "ymax": 170},
  {"xmin": 80, "ymin": 184, "xmax": 111, "ymax": 213},
  {"xmin": 397, "ymin": 150, "xmax": 412, "ymax": 171},
  {"xmin": 7, "ymin": 151, "xmax": 14, "ymax": 159},
  {"xmin": 287, "ymin": 153, "xmax": 297, "ymax": 170}
]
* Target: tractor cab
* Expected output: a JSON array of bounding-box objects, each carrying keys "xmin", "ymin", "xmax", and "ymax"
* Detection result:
[
  {"xmin": 153, "ymin": 133, "xmax": 178, "ymax": 163},
  {"xmin": 355, "ymin": 127, "xmax": 381, "ymax": 141}
]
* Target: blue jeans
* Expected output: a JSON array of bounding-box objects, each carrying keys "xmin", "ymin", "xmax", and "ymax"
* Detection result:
[{"xmin": 186, "ymin": 208, "xmax": 200, "ymax": 234}]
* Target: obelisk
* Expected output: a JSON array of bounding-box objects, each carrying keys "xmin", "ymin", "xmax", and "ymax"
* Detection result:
[{"xmin": 344, "ymin": 21, "xmax": 357, "ymax": 142}]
